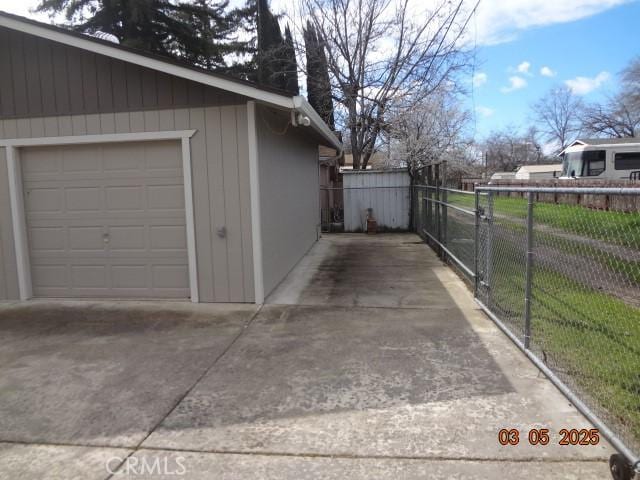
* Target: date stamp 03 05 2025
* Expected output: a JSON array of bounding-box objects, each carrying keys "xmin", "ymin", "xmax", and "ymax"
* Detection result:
[{"xmin": 498, "ymin": 428, "xmax": 601, "ymax": 446}]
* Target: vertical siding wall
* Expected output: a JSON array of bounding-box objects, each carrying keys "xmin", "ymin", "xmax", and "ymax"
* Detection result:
[
  {"xmin": 343, "ymin": 170, "xmax": 411, "ymax": 232},
  {"xmin": 0, "ymin": 106, "xmax": 254, "ymax": 302},
  {"xmin": 0, "ymin": 27, "xmax": 242, "ymax": 119},
  {"xmin": 257, "ymin": 106, "xmax": 320, "ymax": 296}
]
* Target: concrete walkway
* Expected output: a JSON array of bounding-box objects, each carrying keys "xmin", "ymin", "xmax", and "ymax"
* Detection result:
[{"xmin": 0, "ymin": 234, "xmax": 612, "ymax": 479}]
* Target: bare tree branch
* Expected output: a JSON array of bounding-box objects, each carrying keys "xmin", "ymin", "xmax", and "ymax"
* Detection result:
[
  {"xmin": 532, "ymin": 85, "xmax": 582, "ymax": 153},
  {"xmin": 297, "ymin": 0, "xmax": 477, "ymax": 168}
]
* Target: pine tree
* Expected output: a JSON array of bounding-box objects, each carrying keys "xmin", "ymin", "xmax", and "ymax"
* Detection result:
[
  {"xmin": 35, "ymin": 0, "xmax": 252, "ymax": 72},
  {"xmin": 304, "ymin": 21, "xmax": 334, "ymax": 128}
]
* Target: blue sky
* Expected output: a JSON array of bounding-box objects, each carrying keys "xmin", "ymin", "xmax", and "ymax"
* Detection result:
[{"xmin": 469, "ymin": 1, "xmax": 640, "ymax": 140}]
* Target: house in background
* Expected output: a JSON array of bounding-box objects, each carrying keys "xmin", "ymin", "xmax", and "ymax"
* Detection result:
[
  {"xmin": 0, "ymin": 11, "xmax": 341, "ymax": 305},
  {"xmin": 515, "ymin": 164, "xmax": 563, "ymax": 180},
  {"xmin": 489, "ymin": 171, "xmax": 517, "ymax": 181}
]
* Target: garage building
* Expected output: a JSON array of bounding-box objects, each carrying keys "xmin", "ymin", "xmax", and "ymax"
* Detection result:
[{"xmin": 0, "ymin": 12, "xmax": 341, "ymax": 304}]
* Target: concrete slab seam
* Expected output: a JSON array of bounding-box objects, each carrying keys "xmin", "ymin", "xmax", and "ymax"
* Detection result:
[{"xmin": 105, "ymin": 305, "xmax": 264, "ymax": 479}]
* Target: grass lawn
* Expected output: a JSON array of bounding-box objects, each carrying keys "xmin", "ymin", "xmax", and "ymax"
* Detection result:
[
  {"xmin": 485, "ymin": 239, "xmax": 640, "ymax": 449},
  {"xmin": 442, "ymin": 190, "xmax": 640, "ymax": 284},
  {"xmin": 423, "ymin": 188, "xmax": 640, "ymax": 281},
  {"xmin": 443, "ymin": 191, "xmax": 640, "ymax": 250}
]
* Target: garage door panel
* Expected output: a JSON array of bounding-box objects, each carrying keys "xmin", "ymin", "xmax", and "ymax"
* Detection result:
[
  {"xmin": 150, "ymin": 225, "xmax": 187, "ymax": 250},
  {"xmin": 31, "ymin": 255, "xmax": 187, "ymax": 265},
  {"xmin": 103, "ymin": 142, "xmax": 145, "ymax": 172},
  {"xmin": 25, "ymin": 188, "xmax": 63, "ymax": 213},
  {"xmin": 65, "ymin": 187, "xmax": 102, "ymax": 212},
  {"xmin": 62, "ymin": 145, "xmax": 102, "ymax": 173},
  {"xmin": 147, "ymin": 185, "xmax": 184, "ymax": 210},
  {"xmin": 22, "ymin": 140, "xmax": 189, "ymax": 299},
  {"xmin": 68, "ymin": 226, "xmax": 106, "ymax": 251},
  {"xmin": 32, "ymin": 265, "xmax": 68, "ymax": 288},
  {"xmin": 29, "ymin": 227, "xmax": 66, "ymax": 252},
  {"xmin": 108, "ymin": 226, "xmax": 146, "ymax": 251},
  {"xmin": 71, "ymin": 265, "xmax": 107, "ymax": 288},
  {"xmin": 144, "ymin": 141, "xmax": 182, "ymax": 171},
  {"xmin": 152, "ymin": 265, "xmax": 189, "ymax": 289},
  {"xmin": 105, "ymin": 186, "xmax": 144, "ymax": 211},
  {"xmin": 111, "ymin": 265, "xmax": 147, "ymax": 289},
  {"xmin": 21, "ymin": 148, "xmax": 63, "ymax": 176}
]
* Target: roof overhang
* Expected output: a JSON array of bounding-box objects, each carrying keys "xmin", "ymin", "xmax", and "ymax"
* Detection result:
[
  {"xmin": 560, "ymin": 139, "xmax": 640, "ymax": 156},
  {"xmin": 293, "ymin": 96, "xmax": 341, "ymax": 150},
  {"xmin": 0, "ymin": 11, "xmax": 342, "ymax": 151}
]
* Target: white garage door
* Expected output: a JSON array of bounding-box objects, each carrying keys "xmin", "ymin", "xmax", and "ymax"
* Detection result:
[{"xmin": 21, "ymin": 140, "xmax": 190, "ymax": 299}]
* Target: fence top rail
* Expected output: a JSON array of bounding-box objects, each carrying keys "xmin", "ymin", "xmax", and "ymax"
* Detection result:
[
  {"xmin": 475, "ymin": 186, "xmax": 640, "ymax": 195},
  {"xmin": 414, "ymin": 185, "xmax": 475, "ymax": 195},
  {"xmin": 320, "ymin": 186, "xmax": 409, "ymax": 190}
]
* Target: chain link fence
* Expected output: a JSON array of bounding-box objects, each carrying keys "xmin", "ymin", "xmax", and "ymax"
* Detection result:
[
  {"xmin": 413, "ymin": 185, "xmax": 476, "ymax": 280},
  {"xmin": 417, "ymin": 183, "xmax": 640, "ymax": 475}
]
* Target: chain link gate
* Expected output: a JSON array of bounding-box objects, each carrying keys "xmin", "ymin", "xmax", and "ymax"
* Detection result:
[{"xmin": 415, "ymin": 181, "xmax": 640, "ymax": 479}]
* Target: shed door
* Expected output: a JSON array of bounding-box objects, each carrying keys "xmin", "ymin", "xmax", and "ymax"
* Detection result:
[{"xmin": 22, "ymin": 140, "xmax": 189, "ymax": 299}]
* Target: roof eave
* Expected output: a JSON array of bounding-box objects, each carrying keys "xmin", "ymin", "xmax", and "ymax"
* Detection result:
[{"xmin": 293, "ymin": 96, "xmax": 342, "ymax": 151}]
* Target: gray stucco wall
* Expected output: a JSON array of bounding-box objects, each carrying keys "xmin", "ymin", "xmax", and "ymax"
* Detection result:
[
  {"xmin": 0, "ymin": 106, "xmax": 255, "ymax": 302},
  {"xmin": 257, "ymin": 106, "xmax": 320, "ymax": 296}
]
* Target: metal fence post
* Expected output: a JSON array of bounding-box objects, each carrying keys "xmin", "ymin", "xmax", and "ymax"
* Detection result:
[
  {"xmin": 485, "ymin": 190, "xmax": 494, "ymax": 306},
  {"xmin": 426, "ymin": 166, "xmax": 433, "ymax": 238},
  {"xmin": 523, "ymin": 191, "xmax": 535, "ymax": 349},
  {"xmin": 441, "ymin": 161, "xmax": 448, "ymax": 250},
  {"xmin": 435, "ymin": 163, "xmax": 442, "ymax": 258},
  {"xmin": 474, "ymin": 188, "xmax": 480, "ymax": 298}
]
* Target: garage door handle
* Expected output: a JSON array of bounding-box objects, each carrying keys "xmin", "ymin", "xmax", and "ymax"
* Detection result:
[{"xmin": 103, "ymin": 233, "xmax": 110, "ymax": 243}]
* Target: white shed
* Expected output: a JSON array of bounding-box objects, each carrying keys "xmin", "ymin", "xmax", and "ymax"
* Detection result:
[
  {"xmin": 490, "ymin": 171, "xmax": 517, "ymax": 181},
  {"xmin": 515, "ymin": 164, "xmax": 563, "ymax": 180},
  {"xmin": 343, "ymin": 169, "xmax": 411, "ymax": 232}
]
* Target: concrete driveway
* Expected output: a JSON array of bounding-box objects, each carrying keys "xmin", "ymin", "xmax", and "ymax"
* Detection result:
[{"xmin": 0, "ymin": 234, "xmax": 612, "ymax": 479}]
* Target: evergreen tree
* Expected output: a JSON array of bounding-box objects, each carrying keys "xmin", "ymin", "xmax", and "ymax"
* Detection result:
[
  {"xmin": 35, "ymin": 0, "xmax": 252, "ymax": 72},
  {"xmin": 256, "ymin": 0, "xmax": 299, "ymax": 93},
  {"xmin": 304, "ymin": 21, "xmax": 334, "ymax": 128},
  {"xmin": 256, "ymin": 0, "xmax": 282, "ymax": 88},
  {"xmin": 283, "ymin": 25, "xmax": 299, "ymax": 95},
  {"xmin": 224, "ymin": 0, "xmax": 299, "ymax": 92}
]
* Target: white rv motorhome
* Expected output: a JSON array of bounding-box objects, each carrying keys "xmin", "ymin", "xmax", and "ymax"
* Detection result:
[{"xmin": 560, "ymin": 138, "xmax": 640, "ymax": 180}]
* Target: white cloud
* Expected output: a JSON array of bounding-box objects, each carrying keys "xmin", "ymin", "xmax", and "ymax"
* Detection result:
[
  {"xmin": 540, "ymin": 66, "xmax": 556, "ymax": 77},
  {"xmin": 476, "ymin": 106, "xmax": 494, "ymax": 118},
  {"xmin": 0, "ymin": 1, "xmax": 51, "ymax": 21},
  {"xmin": 501, "ymin": 76, "xmax": 527, "ymax": 93},
  {"xmin": 517, "ymin": 61, "xmax": 531, "ymax": 74},
  {"xmin": 467, "ymin": 0, "xmax": 633, "ymax": 46},
  {"xmin": 565, "ymin": 71, "xmax": 610, "ymax": 95},
  {"xmin": 473, "ymin": 72, "xmax": 488, "ymax": 88}
]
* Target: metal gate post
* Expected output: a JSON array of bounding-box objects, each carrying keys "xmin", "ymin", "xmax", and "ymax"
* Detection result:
[
  {"xmin": 523, "ymin": 191, "xmax": 535, "ymax": 349},
  {"xmin": 435, "ymin": 164, "xmax": 441, "ymax": 257},
  {"xmin": 485, "ymin": 191, "xmax": 494, "ymax": 306},
  {"xmin": 426, "ymin": 166, "xmax": 433, "ymax": 239},
  {"xmin": 441, "ymin": 161, "xmax": 448, "ymax": 250}
]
